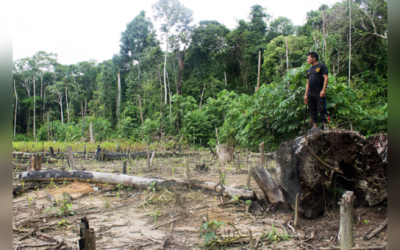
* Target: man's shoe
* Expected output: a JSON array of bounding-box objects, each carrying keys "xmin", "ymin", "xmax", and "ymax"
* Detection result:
[{"xmin": 308, "ymin": 127, "xmax": 320, "ymax": 133}]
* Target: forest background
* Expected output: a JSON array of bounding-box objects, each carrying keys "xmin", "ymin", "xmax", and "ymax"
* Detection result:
[{"xmin": 12, "ymin": 0, "xmax": 387, "ymax": 151}]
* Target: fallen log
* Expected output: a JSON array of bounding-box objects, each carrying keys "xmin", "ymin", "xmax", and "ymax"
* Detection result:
[
  {"xmin": 275, "ymin": 130, "xmax": 387, "ymax": 218},
  {"xmin": 18, "ymin": 170, "xmax": 256, "ymax": 199},
  {"xmin": 101, "ymin": 151, "xmax": 197, "ymax": 161},
  {"xmin": 13, "ymin": 182, "xmax": 40, "ymax": 196}
]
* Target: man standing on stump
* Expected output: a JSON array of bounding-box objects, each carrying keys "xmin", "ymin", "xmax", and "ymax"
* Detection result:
[{"xmin": 304, "ymin": 52, "xmax": 329, "ymax": 131}]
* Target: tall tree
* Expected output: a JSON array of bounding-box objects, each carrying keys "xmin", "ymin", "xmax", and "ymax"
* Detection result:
[
  {"xmin": 266, "ymin": 16, "xmax": 295, "ymax": 42},
  {"xmin": 120, "ymin": 10, "xmax": 157, "ymax": 63},
  {"xmin": 152, "ymin": 0, "xmax": 194, "ymax": 104},
  {"xmin": 47, "ymin": 81, "xmax": 65, "ymax": 124}
]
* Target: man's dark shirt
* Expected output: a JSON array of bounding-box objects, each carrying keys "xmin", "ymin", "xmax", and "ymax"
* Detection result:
[{"xmin": 305, "ymin": 62, "xmax": 328, "ymax": 95}]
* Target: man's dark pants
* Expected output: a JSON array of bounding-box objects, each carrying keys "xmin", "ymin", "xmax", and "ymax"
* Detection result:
[{"xmin": 307, "ymin": 94, "xmax": 327, "ymax": 124}]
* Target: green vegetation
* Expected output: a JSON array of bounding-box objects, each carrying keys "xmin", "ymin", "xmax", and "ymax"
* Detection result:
[
  {"xmin": 230, "ymin": 195, "xmax": 241, "ymax": 203},
  {"xmin": 43, "ymin": 192, "xmax": 75, "ymax": 216},
  {"xmin": 13, "ymin": 0, "xmax": 386, "ymax": 152},
  {"xmin": 149, "ymin": 211, "xmax": 162, "ymax": 223},
  {"xmin": 198, "ymin": 219, "xmax": 226, "ymax": 245},
  {"xmin": 260, "ymin": 223, "xmax": 292, "ymax": 243}
]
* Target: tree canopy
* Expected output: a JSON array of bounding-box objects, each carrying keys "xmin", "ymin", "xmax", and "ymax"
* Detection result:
[{"xmin": 13, "ymin": 0, "xmax": 387, "ymax": 151}]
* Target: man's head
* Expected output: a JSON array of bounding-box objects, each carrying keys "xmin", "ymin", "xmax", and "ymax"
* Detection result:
[{"xmin": 307, "ymin": 52, "xmax": 319, "ymax": 64}]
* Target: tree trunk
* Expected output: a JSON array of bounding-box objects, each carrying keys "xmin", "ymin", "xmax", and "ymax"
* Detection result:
[
  {"xmin": 29, "ymin": 155, "xmax": 42, "ymax": 171},
  {"xmin": 19, "ymin": 170, "xmax": 256, "ymax": 199},
  {"xmin": 117, "ymin": 70, "xmax": 121, "ymax": 118},
  {"xmin": 138, "ymin": 94, "xmax": 144, "ymax": 140},
  {"xmin": 224, "ymin": 70, "xmax": 227, "ymax": 86},
  {"xmin": 89, "ymin": 122, "xmax": 93, "ymax": 143},
  {"xmin": 322, "ymin": 10, "xmax": 330, "ymax": 68},
  {"xmin": 66, "ymin": 146, "xmax": 75, "ymax": 170},
  {"xmin": 257, "ymin": 51, "xmax": 261, "ymax": 91},
  {"xmin": 199, "ymin": 82, "xmax": 206, "ymax": 108},
  {"xmin": 84, "ymin": 98, "xmax": 87, "ymax": 125},
  {"xmin": 275, "ymin": 130, "xmax": 387, "ymax": 218},
  {"xmin": 176, "ymin": 46, "xmax": 186, "ymax": 95},
  {"xmin": 216, "ymin": 145, "xmax": 234, "ymax": 166},
  {"xmin": 163, "ymin": 33, "xmax": 168, "ymax": 104},
  {"xmin": 47, "ymin": 114, "xmax": 49, "ymax": 141},
  {"xmin": 33, "ymin": 76, "xmax": 36, "ymax": 138},
  {"xmin": 59, "ymin": 96, "xmax": 64, "ymax": 124},
  {"xmin": 348, "ymin": 0, "xmax": 352, "ymax": 87},
  {"xmin": 14, "ymin": 79, "xmax": 17, "ymax": 139},
  {"xmin": 65, "ymin": 83, "xmax": 70, "ymax": 123},
  {"xmin": 43, "ymin": 84, "xmax": 46, "ymax": 119},
  {"xmin": 285, "ymin": 37, "xmax": 289, "ymax": 72},
  {"xmin": 339, "ymin": 191, "xmax": 355, "ymax": 250},
  {"xmin": 250, "ymin": 164, "xmax": 286, "ymax": 204},
  {"xmin": 78, "ymin": 217, "xmax": 96, "ymax": 250}
]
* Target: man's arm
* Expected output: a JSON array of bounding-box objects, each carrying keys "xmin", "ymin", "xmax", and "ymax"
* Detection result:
[
  {"xmin": 304, "ymin": 79, "xmax": 309, "ymax": 103},
  {"xmin": 320, "ymin": 74, "xmax": 328, "ymax": 98}
]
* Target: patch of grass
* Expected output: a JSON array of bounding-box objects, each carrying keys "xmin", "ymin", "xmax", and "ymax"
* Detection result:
[
  {"xmin": 260, "ymin": 223, "xmax": 292, "ymax": 243},
  {"xmin": 149, "ymin": 211, "xmax": 162, "ymax": 223},
  {"xmin": 103, "ymin": 199, "xmax": 111, "ymax": 208},
  {"xmin": 58, "ymin": 219, "xmax": 69, "ymax": 227}
]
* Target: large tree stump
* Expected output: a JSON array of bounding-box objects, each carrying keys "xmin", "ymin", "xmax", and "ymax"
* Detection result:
[{"xmin": 275, "ymin": 130, "xmax": 387, "ymax": 218}]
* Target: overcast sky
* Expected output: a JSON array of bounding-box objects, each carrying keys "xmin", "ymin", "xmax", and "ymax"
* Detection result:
[{"xmin": 7, "ymin": 0, "xmax": 340, "ymax": 65}]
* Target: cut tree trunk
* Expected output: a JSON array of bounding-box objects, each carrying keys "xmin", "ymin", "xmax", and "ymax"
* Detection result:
[
  {"xmin": 29, "ymin": 155, "xmax": 42, "ymax": 171},
  {"xmin": 275, "ymin": 130, "xmax": 387, "ymax": 218},
  {"xmin": 339, "ymin": 191, "xmax": 355, "ymax": 249},
  {"xmin": 89, "ymin": 122, "xmax": 93, "ymax": 143},
  {"xmin": 250, "ymin": 164, "xmax": 286, "ymax": 204},
  {"xmin": 216, "ymin": 145, "xmax": 234, "ymax": 166},
  {"xmin": 66, "ymin": 146, "xmax": 75, "ymax": 170},
  {"xmin": 176, "ymin": 46, "xmax": 186, "ymax": 96},
  {"xmin": 78, "ymin": 217, "xmax": 96, "ymax": 250},
  {"xmin": 18, "ymin": 170, "xmax": 256, "ymax": 199}
]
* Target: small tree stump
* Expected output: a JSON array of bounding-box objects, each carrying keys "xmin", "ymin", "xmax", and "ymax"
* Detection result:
[
  {"xmin": 83, "ymin": 145, "xmax": 87, "ymax": 160},
  {"xmin": 95, "ymin": 146, "xmax": 101, "ymax": 161},
  {"xmin": 49, "ymin": 147, "xmax": 55, "ymax": 157},
  {"xmin": 29, "ymin": 155, "xmax": 42, "ymax": 171},
  {"xmin": 339, "ymin": 191, "xmax": 355, "ymax": 250},
  {"xmin": 294, "ymin": 193, "xmax": 299, "ymax": 227},
  {"xmin": 123, "ymin": 161, "xmax": 127, "ymax": 175},
  {"xmin": 186, "ymin": 159, "xmax": 190, "ymax": 179},
  {"xmin": 66, "ymin": 146, "xmax": 75, "ymax": 170},
  {"xmin": 216, "ymin": 145, "xmax": 234, "ymax": 166},
  {"xmin": 195, "ymin": 163, "xmax": 208, "ymax": 172},
  {"xmin": 78, "ymin": 217, "xmax": 95, "ymax": 250},
  {"xmin": 147, "ymin": 146, "xmax": 150, "ymax": 169}
]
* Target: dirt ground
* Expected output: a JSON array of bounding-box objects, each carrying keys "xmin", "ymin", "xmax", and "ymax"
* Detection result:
[{"xmin": 12, "ymin": 149, "xmax": 387, "ymax": 249}]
